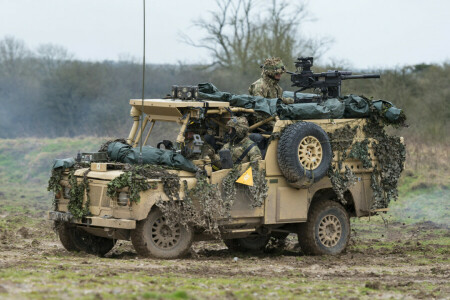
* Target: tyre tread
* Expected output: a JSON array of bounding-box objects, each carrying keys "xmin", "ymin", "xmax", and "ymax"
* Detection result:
[
  {"xmin": 131, "ymin": 209, "xmax": 194, "ymax": 259},
  {"xmin": 277, "ymin": 122, "xmax": 332, "ymax": 186},
  {"xmin": 298, "ymin": 200, "xmax": 350, "ymax": 255}
]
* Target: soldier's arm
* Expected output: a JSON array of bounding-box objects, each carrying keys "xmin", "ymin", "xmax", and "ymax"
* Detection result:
[
  {"xmin": 250, "ymin": 81, "xmax": 268, "ymax": 98},
  {"xmin": 248, "ymin": 146, "xmax": 262, "ymax": 162},
  {"xmin": 277, "ymin": 85, "xmax": 294, "ymax": 104},
  {"xmin": 201, "ymin": 144, "xmax": 215, "ymax": 159}
]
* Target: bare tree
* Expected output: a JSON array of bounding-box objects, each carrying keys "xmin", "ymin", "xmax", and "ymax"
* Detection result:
[
  {"xmin": 0, "ymin": 36, "xmax": 30, "ymax": 76},
  {"xmin": 181, "ymin": 0, "xmax": 257, "ymax": 74},
  {"xmin": 182, "ymin": 0, "xmax": 332, "ymax": 74},
  {"xmin": 36, "ymin": 43, "xmax": 73, "ymax": 73}
]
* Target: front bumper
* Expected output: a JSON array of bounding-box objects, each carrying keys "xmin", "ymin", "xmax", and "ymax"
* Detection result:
[{"xmin": 48, "ymin": 211, "xmax": 136, "ymax": 229}]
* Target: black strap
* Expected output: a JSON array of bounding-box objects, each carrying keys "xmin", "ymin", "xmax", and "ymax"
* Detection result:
[{"xmin": 234, "ymin": 143, "xmax": 257, "ymax": 165}]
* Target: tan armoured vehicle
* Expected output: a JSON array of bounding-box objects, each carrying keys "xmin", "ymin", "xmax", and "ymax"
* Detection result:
[{"xmin": 48, "ymin": 97, "xmax": 402, "ymax": 258}]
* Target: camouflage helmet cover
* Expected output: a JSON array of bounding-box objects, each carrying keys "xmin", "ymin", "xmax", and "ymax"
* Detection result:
[
  {"xmin": 262, "ymin": 57, "xmax": 285, "ymax": 77},
  {"xmin": 226, "ymin": 117, "xmax": 249, "ymax": 139}
]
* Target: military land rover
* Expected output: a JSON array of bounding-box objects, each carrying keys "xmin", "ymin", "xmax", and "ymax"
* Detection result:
[
  {"xmin": 48, "ymin": 59, "xmax": 406, "ymax": 258},
  {"xmin": 49, "ymin": 89, "xmax": 403, "ymax": 258}
]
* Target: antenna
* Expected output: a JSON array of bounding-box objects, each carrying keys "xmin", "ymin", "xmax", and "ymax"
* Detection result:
[{"xmin": 138, "ymin": 0, "xmax": 146, "ymax": 165}]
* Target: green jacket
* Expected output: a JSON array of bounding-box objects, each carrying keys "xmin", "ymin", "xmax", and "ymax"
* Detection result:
[
  {"xmin": 222, "ymin": 136, "xmax": 262, "ymax": 164},
  {"xmin": 248, "ymin": 75, "xmax": 293, "ymax": 104}
]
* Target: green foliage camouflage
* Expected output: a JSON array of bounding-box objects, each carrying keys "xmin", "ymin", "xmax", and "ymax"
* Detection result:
[
  {"xmin": 47, "ymin": 168, "xmax": 64, "ymax": 195},
  {"xmin": 365, "ymin": 122, "xmax": 406, "ymax": 208},
  {"xmin": 157, "ymin": 174, "xmax": 226, "ymax": 237},
  {"xmin": 327, "ymin": 166, "xmax": 356, "ymax": 204},
  {"xmin": 348, "ymin": 139, "xmax": 372, "ymax": 169},
  {"xmin": 327, "ymin": 124, "xmax": 358, "ymax": 203},
  {"xmin": 328, "ymin": 124, "xmax": 358, "ymax": 171},
  {"xmin": 247, "ymin": 162, "xmax": 268, "ymax": 208},
  {"xmin": 326, "ymin": 118, "xmax": 406, "ymax": 209},
  {"xmin": 47, "ymin": 162, "xmax": 92, "ymax": 219},
  {"xmin": 67, "ymin": 168, "xmax": 91, "ymax": 219},
  {"xmin": 107, "ymin": 164, "xmax": 177, "ymax": 203},
  {"xmin": 47, "ymin": 168, "xmax": 64, "ymax": 209},
  {"xmin": 157, "ymin": 163, "xmax": 267, "ymax": 237}
]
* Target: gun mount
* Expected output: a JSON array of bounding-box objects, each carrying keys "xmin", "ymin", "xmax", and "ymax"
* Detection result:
[{"xmin": 288, "ymin": 57, "xmax": 380, "ymax": 102}]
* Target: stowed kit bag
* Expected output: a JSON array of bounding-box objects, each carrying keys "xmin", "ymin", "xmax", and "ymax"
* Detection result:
[{"xmin": 107, "ymin": 142, "xmax": 198, "ymax": 173}]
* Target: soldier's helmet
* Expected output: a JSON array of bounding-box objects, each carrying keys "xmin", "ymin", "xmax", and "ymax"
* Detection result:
[
  {"xmin": 262, "ymin": 57, "xmax": 286, "ymax": 77},
  {"xmin": 226, "ymin": 117, "xmax": 249, "ymax": 139}
]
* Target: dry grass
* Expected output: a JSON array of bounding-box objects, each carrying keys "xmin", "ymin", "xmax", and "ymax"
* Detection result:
[{"xmin": 402, "ymin": 141, "xmax": 449, "ymax": 189}]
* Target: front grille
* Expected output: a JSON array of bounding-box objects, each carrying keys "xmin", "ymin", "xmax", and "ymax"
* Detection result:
[
  {"xmin": 101, "ymin": 195, "xmax": 111, "ymax": 207},
  {"xmin": 87, "ymin": 185, "xmax": 103, "ymax": 206}
]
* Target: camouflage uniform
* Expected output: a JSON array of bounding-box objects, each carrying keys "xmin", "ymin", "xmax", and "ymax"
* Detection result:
[
  {"xmin": 220, "ymin": 117, "xmax": 262, "ymax": 164},
  {"xmin": 248, "ymin": 57, "xmax": 294, "ymax": 104}
]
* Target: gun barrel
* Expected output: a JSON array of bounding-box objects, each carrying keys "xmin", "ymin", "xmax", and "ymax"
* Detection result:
[{"xmin": 342, "ymin": 74, "xmax": 380, "ymax": 80}]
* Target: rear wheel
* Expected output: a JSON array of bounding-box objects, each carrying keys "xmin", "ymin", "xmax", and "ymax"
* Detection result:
[
  {"xmin": 298, "ymin": 200, "xmax": 350, "ymax": 255},
  {"xmin": 56, "ymin": 222, "xmax": 116, "ymax": 256},
  {"xmin": 131, "ymin": 208, "xmax": 193, "ymax": 259}
]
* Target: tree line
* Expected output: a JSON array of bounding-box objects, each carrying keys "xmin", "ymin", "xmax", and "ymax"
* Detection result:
[{"xmin": 0, "ymin": 36, "xmax": 448, "ymax": 143}]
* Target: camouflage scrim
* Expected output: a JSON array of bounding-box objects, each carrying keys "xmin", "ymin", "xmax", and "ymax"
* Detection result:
[
  {"xmin": 262, "ymin": 57, "xmax": 286, "ymax": 77},
  {"xmin": 248, "ymin": 57, "xmax": 294, "ymax": 104}
]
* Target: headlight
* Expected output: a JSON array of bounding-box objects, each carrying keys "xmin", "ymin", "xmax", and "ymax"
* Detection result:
[
  {"xmin": 118, "ymin": 192, "xmax": 129, "ymax": 206},
  {"xmin": 64, "ymin": 187, "xmax": 71, "ymax": 199}
]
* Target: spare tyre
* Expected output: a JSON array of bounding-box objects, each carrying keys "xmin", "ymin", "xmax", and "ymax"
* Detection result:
[{"xmin": 278, "ymin": 122, "xmax": 332, "ymax": 188}]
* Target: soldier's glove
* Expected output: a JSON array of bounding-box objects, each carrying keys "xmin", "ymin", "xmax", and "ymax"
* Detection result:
[{"xmin": 282, "ymin": 97, "xmax": 294, "ymax": 104}]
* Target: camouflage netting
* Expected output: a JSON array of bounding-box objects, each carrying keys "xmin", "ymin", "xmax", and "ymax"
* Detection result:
[
  {"xmin": 327, "ymin": 125, "xmax": 359, "ymax": 204},
  {"xmin": 67, "ymin": 168, "xmax": 91, "ymax": 219},
  {"xmin": 364, "ymin": 121, "xmax": 406, "ymax": 209},
  {"xmin": 326, "ymin": 117, "xmax": 406, "ymax": 209},
  {"xmin": 248, "ymin": 164, "xmax": 269, "ymax": 208},
  {"xmin": 47, "ymin": 161, "xmax": 91, "ymax": 219},
  {"xmin": 222, "ymin": 163, "xmax": 268, "ymax": 211},
  {"xmin": 106, "ymin": 164, "xmax": 178, "ymax": 203},
  {"xmin": 348, "ymin": 139, "xmax": 372, "ymax": 169},
  {"xmin": 157, "ymin": 174, "xmax": 226, "ymax": 237},
  {"xmin": 157, "ymin": 163, "xmax": 267, "ymax": 237}
]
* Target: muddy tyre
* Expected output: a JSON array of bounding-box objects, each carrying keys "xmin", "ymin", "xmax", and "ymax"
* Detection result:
[
  {"xmin": 55, "ymin": 222, "xmax": 79, "ymax": 252},
  {"xmin": 56, "ymin": 222, "xmax": 115, "ymax": 256},
  {"xmin": 224, "ymin": 233, "xmax": 270, "ymax": 252},
  {"xmin": 278, "ymin": 122, "xmax": 332, "ymax": 188},
  {"xmin": 131, "ymin": 208, "xmax": 193, "ymax": 259},
  {"xmin": 298, "ymin": 200, "xmax": 350, "ymax": 255}
]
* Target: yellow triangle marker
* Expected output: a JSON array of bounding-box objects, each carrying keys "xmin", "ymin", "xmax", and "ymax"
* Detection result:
[{"xmin": 236, "ymin": 167, "xmax": 254, "ymax": 186}]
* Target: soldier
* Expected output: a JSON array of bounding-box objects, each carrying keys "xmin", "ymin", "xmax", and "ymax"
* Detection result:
[
  {"xmin": 217, "ymin": 117, "xmax": 262, "ymax": 166},
  {"xmin": 248, "ymin": 57, "xmax": 294, "ymax": 104}
]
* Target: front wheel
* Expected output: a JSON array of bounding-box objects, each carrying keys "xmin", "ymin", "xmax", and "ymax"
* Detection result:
[
  {"xmin": 56, "ymin": 222, "xmax": 116, "ymax": 256},
  {"xmin": 131, "ymin": 208, "xmax": 193, "ymax": 259},
  {"xmin": 297, "ymin": 200, "xmax": 350, "ymax": 255}
]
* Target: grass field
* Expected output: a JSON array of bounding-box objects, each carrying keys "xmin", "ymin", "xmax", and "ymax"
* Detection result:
[{"xmin": 0, "ymin": 138, "xmax": 448, "ymax": 299}]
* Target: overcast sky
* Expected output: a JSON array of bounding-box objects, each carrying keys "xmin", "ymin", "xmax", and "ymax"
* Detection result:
[{"xmin": 0, "ymin": 0, "xmax": 449, "ymax": 69}]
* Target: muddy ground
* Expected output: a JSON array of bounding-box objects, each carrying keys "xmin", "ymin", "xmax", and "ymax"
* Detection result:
[{"xmin": 0, "ymin": 216, "xmax": 448, "ymax": 300}]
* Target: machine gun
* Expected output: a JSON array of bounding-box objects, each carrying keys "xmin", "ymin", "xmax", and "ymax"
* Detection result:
[{"xmin": 287, "ymin": 57, "xmax": 380, "ymax": 102}]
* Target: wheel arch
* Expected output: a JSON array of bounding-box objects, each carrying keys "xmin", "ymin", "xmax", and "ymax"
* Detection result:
[{"xmin": 309, "ymin": 188, "xmax": 356, "ymax": 217}]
